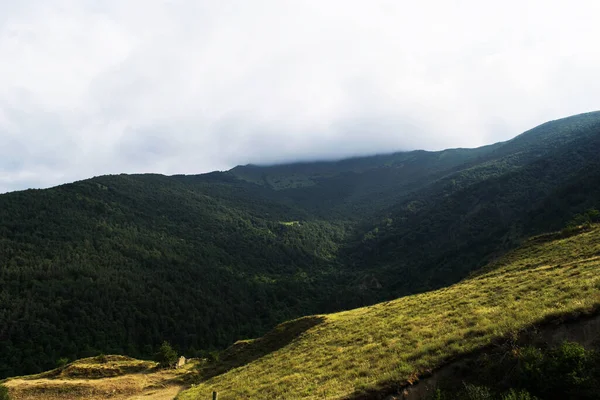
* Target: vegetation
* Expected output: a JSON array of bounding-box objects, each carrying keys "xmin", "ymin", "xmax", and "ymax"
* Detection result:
[
  {"xmin": 56, "ymin": 358, "xmax": 69, "ymax": 368},
  {"xmin": 178, "ymin": 225, "xmax": 600, "ymax": 399},
  {"xmin": 1, "ymin": 111, "xmax": 600, "ymax": 380},
  {"xmin": 50, "ymin": 355, "xmax": 156, "ymax": 379},
  {"xmin": 0, "ymin": 384, "xmax": 9, "ymax": 400},
  {"xmin": 2, "ymin": 356, "xmax": 194, "ymax": 400},
  {"xmin": 431, "ymin": 341, "xmax": 600, "ymax": 399},
  {"xmin": 0, "ymin": 174, "xmax": 351, "ymax": 377},
  {"xmin": 431, "ymin": 386, "xmax": 539, "ymax": 400},
  {"xmin": 155, "ymin": 341, "xmax": 178, "ymax": 368},
  {"xmin": 515, "ymin": 342, "xmax": 599, "ymax": 399},
  {"xmin": 351, "ymin": 113, "xmax": 600, "ymax": 298}
]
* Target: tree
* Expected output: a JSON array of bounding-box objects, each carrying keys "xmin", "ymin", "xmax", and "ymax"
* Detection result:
[{"xmin": 155, "ymin": 341, "xmax": 177, "ymax": 368}]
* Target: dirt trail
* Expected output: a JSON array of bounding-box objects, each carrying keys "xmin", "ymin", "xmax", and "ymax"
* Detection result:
[{"xmin": 125, "ymin": 385, "xmax": 183, "ymax": 400}]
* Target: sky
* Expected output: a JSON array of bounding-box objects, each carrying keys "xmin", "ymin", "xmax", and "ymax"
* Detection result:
[{"xmin": 1, "ymin": 1, "xmax": 599, "ymax": 193}]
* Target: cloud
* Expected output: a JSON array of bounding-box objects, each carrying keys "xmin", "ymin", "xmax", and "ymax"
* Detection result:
[{"xmin": 1, "ymin": 0, "xmax": 599, "ymax": 192}]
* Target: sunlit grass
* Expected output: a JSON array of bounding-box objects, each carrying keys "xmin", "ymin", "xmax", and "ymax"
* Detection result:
[
  {"xmin": 3, "ymin": 356, "xmax": 199, "ymax": 400},
  {"xmin": 179, "ymin": 226, "xmax": 600, "ymax": 400}
]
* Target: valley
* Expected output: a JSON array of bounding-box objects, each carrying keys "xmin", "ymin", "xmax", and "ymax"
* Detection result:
[
  {"xmin": 1, "ymin": 111, "xmax": 600, "ymax": 398},
  {"xmin": 3, "ymin": 224, "xmax": 600, "ymax": 399}
]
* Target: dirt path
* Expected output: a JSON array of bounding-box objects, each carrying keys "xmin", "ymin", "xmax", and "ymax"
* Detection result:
[{"xmin": 126, "ymin": 385, "xmax": 183, "ymax": 400}]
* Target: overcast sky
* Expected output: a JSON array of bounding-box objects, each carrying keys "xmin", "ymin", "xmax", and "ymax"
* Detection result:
[{"xmin": 1, "ymin": 0, "xmax": 599, "ymax": 192}]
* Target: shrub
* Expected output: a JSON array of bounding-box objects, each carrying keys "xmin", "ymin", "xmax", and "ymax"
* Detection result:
[
  {"xmin": 207, "ymin": 350, "xmax": 220, "ymax": 363},
  {"xmin": 56, "ymin": 357, "xmax": 69, "ymax": 368},
  {"xmin": 429, "ymin": 341, "xmax": 599, "ymax": 400},
  {"xmin": 0, "ymin": 384, "xmax": 9, "ymax": 400},
  {"xmin": 501, "ymin": 389, "xmax": 538, "ymax": 400},
  {"xmin": 516, "ymin": 341, "xmax": 599, "ymax": 399},
  {"xmin": 462, "ymin": 384, "xmax": 494, "ymax": 400},
  {"xmin": 155, "ymin": 341, "xmax": 178, "ymax": 368},
  {"xmin": 566, "ymin": 208, "xmax": 600, "ymax": 231},
  {"xmin": 95, "ymin": 354, "xmax": 108, "ymax": 363},
  {"xmin": 429, "ymin": 386, "xmax": 538, "ymax": 400}
]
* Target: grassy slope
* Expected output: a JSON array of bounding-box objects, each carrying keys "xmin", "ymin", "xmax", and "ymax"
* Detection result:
[
  {"xmin": 3, "ymin": 356, "xmax": 196, "ymax": 400},
  {"xmin": 179, "ymin": 226, "xmax": 600, "ymax": 400}
]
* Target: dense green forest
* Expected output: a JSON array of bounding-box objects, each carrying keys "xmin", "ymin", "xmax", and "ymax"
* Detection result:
[{"xmin": 1, "ymin": 111, "xmax": 600, "ymax": 378}]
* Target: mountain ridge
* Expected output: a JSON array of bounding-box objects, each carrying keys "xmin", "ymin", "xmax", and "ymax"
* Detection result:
[{"xmin": 1, "ymin": 111, "xmax": 600, "ymax": 380}]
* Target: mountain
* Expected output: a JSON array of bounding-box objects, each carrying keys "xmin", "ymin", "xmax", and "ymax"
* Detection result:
[
  {"xmin": 4, "ymin": 224, "xmax": 600, "ymax": 399},
  {"xmin": 350, "ymin": 111, "xmax": 600, "ymax": 294},
  {"xmin": 1, "ymin": 111, "xmax": 600, "ymax": 379},
  {"xmin": 0, "ymin": 174, "xmax": 350, "ymax": 377}
]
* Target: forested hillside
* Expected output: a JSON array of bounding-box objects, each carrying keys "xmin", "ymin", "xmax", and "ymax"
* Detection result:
[
  {"xmin": 1, "ymin": 111, "xmax": 600, "ymax": 378},
  {"xmin": 352, "ymin": 111, "xmax": 600, "ymax": 295},
  {"xmin": 0, "ymin": 175, "xmax": 351, "ymax": 377},
  {"xmin": 178, "ymin": 223, "xmax": 600, "ymax": 399}
]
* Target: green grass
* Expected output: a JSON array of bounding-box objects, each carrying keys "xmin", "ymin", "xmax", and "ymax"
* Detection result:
[
  {"xmin": 17, "ymin": 355, "xmax": 156, "ymax": 381},
  {"xmin": 179, "ymin": 226, "xmax": 600, "ymax": 400}
]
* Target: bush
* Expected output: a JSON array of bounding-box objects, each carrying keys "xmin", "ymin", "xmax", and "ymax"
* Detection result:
[
  {"xmin": 565, "ymin": 208, "xmax": 600, "ymax": 231},
  {"xmin": 516, "ymin": 341, "xmax": 600, "ymax": 399},
  {"xmin": 0, "ymin": 384, "xmax": 10, "ymax": 400},
  {"xmin": 501, "ymin": 389, "xmax": 538, "ymax": 400},
  {"xmin": 428, "ymin": 341, "xmax": 599, "ymax": 400},
  {"xmin": 207, "ymin": 350, "xmax": 220, "ymax": 363},
  {"xmin": 462, "ymin": 384, "xmax": 494, "ymax": 400},
  {"xmin": 429, "ymin": 386, "xmax": 538, "ymax": 400},
  {"xmin": 95, "ymin": 354, "xmax": 108, "ymax": 364},
  {"xmin": 428, "ymin": 384, "xmax": 494, "ymax": 400},
  {"xmin": 155, "ymin": 341, "xmax": 178, "ymax": 368},
  {"xmin": 56, "ymin": 357, "xmax": 69, "ymax": 368}
]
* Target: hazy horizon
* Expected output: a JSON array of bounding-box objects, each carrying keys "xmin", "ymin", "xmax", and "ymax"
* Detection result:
[
  {"xmin": 2, "ymin": 1, "xmax": 600, "ymax": 192},
  {"xmin": 3, "ymin": 109, "xmax": 596, "ymax": 194}
]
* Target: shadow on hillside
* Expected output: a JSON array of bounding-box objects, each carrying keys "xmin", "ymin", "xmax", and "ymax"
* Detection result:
[
  {"xmin": 345, "ymin": 307, "xmax": 600, "ymax": 400},
  {"xmin": 195, "ymin": 315, "xmax": 325, "ymax": 381}
]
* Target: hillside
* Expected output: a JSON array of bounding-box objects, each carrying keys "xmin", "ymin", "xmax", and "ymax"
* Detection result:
[
  {"xmin": 352, "ymin": 111, "xmax": 600, "ymax": 295},
  {"xmin": 178, "ymin": 225, "xmax": 600, "ymax": 400},
  {"xmin": 0, "ymin": 174, "xmax": 351, "ymax": 377},
  {"xmin": 230, "ymin": 111, "xmax": 600, "ymax": 218},
  {"xmin": 4, "ymin": 224, "xmax": 600, "ymax": 399},
  {"xmin": 1, "ymin": 111, "xmax": 600, "ymax": 379},
  {"xmin": 2, "ymin": 355, "xmax": 196, "ymax": 400}
]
